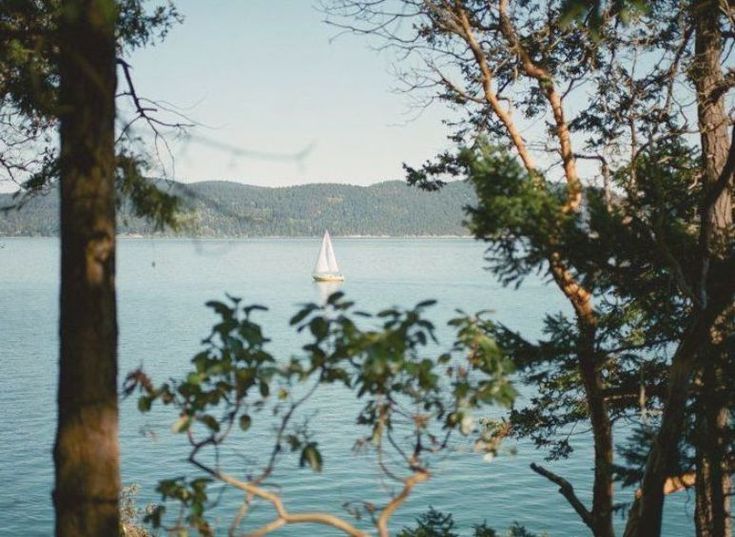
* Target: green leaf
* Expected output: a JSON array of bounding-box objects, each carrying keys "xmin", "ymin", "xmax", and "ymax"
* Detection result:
[
  {"xmin": 299, "ymin": 443, "xmax": 323, "ymax": 472},
  {"xmin": 244, "ymin": 304, "xmax": 268, "ymax": 314},
  {"xmin": 192, "ymin": 352, "xmax": 209, "ymax": 373},
  {"xmin": 289, "ymin": 304, "xmax": 316, "ymax": 326},
  {"xmin": 138, "ymin": 396, "xmax": 152, "ymax": 412},
  {"xmin": 186, "ymin": 372, "xmax": 202, "ymax": 385},
  {"xmin": 239, "ymin": 414, "xmax": 252, "ymax": 431},
  {"xmin": 309, "ymin": 317, "xmax": 329, "ymax": 339},
  {"xmin": 199, "ymin": 414, "xmax": 220, "ymax": 432},
  {"xmin": 205, "ymin": 300, "xmax": 232, "ymax": 318}
]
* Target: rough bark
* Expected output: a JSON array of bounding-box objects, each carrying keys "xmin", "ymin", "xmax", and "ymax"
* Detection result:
[
  {"xmin": 692, "ymin": 0, "xmax": 733, "ymax": 236},
  {"xmin": 625, "ymin": 299, "xmax": 732, "ymax": 537},
  {"xmin": 692, "ymin": 1, "xmax": 733, "ymax": 535},
  {"xmin": 53, "ymin": 1, "xmax": 120, "ymax": 537}
]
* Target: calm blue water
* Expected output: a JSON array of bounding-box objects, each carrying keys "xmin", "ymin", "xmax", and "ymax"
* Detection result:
[{"xmin": 0, "ymin": 238, "xmax": 694, "ymax": 536}]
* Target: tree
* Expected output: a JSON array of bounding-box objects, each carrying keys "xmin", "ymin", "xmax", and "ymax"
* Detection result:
[
  {"xmin": 324, "ymin": 2, "xmax": 734, "ymax": 536},
  {"xmin": 1, "ymin": 1, "xmax": 181, "ymax": 535},
  {"xmin": 53, "ymin": 2, "xmax": 120, "ymax": 535}
]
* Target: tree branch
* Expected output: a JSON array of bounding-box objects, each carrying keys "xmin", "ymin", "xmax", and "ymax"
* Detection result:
[
  {"xmin": 530, "ymin": 463, "xmax": 594, "ymax": 530},
  {"xmin": 192, "ymin": 461, "xmax": 369, "ymax": 537},
  {"xmin": 376, "ymin": 470, "xmax": 429, "ymax": 537},
  {"xmin": 452, "ymin": 6, "xmax": 537, "ymax": 173},
  {"xmin": 496, "ymin": 0, "xmax": 581, "ymax": 213}
]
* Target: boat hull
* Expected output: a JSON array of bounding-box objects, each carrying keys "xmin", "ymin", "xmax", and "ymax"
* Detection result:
[{"xmin": 312, "ymin": 273, "xmax": 345, "ymax": 282}]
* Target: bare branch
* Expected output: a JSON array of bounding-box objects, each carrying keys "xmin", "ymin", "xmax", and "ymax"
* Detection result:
[
  {"xmin": 190, "ymin": 459, "xmax": 369, "ymax": 537},
  {"xmin": 376, "ymin": 470, "xmax": 429, "ymax": 537},
  {"xmin": 452, "ymin": 5, "xmax": 537, "ymax": 173},
  {"xmin": 496, "ymin": 0, "xmax": 581, "ymax": 213},
  {"xmin": 530, "ymin": 462, "xmax": 594, "ymax": 530}
]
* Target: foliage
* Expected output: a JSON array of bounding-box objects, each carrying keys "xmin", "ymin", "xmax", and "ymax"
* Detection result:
[
  {"xmin": 0, "ymin": 0, "xmax": 183, "ymax": 227},
  {"xmin": 404, "ymin": 138, "xmax": 705, "ymax": 464},
  {"xmin": 397, "ymin": 508, "xmax": 460, "ymax": 537},
  {"xmin": 322, "ymin": 3, "xmax": 735, "ymax": 534},
  {"xmin": 116, "ymin": 151, "xmax": 181, "ymax": 232},
  {"xmin": 125, "ymin": 292, "xmax": 516, "ymax": 534},
  {"xmin": 396, "ymin": 508, "xmax": 550, "ymax": 537}
]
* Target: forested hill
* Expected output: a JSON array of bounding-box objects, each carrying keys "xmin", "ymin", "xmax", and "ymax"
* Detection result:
[{"xmin": 0, "ymin": 180, "xmax": 476, "ymax": 237}]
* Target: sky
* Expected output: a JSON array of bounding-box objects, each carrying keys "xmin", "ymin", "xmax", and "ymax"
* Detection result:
[{"xmin": 123, "ymin": 0, "xmax": 454, "ymax": 188}]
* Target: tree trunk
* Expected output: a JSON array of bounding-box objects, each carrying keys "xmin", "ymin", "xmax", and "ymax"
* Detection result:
[
  {"xmin": 692, "ymin": 0, "xmax": 733, "ymax": 234},
  {"xmin": 578, "ymin": 325, "xmax": 615, "ymax": 537},
  {"xmin": 624, "ymin": 305, "xmax": 726, "ymax": 537},
  {"xmin": 547, "ymin": 256, "xmax": 615, "ymax": 537},
  {"xmin": 53, "ymin": 1, "xmax": 120, "ymax": 537},
  {"xmin": 626, "ymin": 2, "xmax": 733, "ymax": 535},
  {"xmin": 695, "ymin": 354, "xmax": 732, "ymax": 537},
  {"xmin": 691, "ymin": 1, "xmax": 733, "ymax": 534}
]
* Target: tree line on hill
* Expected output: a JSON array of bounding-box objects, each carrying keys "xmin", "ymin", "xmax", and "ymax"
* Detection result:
[{"xmin": 0, "ymin": 180, "xmax": 475, "ymax": 237}]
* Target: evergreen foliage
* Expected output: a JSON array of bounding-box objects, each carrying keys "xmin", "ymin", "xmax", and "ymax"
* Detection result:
[{"xmin": 396, "ymin": 508, "xmax": 547, "ymax": 537}]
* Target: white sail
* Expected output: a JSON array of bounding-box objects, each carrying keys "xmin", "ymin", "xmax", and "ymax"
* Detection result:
[
  {"xmin": 313, "ymin": 231, "xmax": 343, "ymax": 280},
  {"xmin": 313, "ymin": 233, "xmax": 331, "ymax": 274},
  {"xmin": 324, "ymin": 231, "xmax": 340, "ymax": 273}
]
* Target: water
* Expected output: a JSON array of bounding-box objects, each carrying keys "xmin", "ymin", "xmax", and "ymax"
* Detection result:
[{"xmin": 0, "ymin": 237, "xmax": 695, "ymax": 536}]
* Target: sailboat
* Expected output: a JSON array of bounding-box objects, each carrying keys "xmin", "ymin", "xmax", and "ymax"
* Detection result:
[{"xmin": 312, "ymin": 230, "xmax": 344, "ymax": 282}]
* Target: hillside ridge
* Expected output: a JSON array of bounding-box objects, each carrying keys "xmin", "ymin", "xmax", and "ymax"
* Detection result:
[{"xmin": 0, "ymin": 180, "xmax": 476, "ymax": 237}]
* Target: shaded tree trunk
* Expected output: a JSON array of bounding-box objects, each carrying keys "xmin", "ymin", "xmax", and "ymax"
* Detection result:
[
  {"xmin": 53, "ymin": 1, "xmax": 120, "ymax": 536},
  {"xmin": 625, "ymin": 303, "xmax": 730, "ymax": 537},
  {"xmin": 579, "ymin": 327, "xmax": 615, "ymax": 537},
  {"xmin": 695, "ymin": 353, "xmax": 732, "ymax": 537},
  {"xmin": 627, "ymin": 1, "xmax": 734, "ymax": 535},
  {"xmin": 691, "ymin": 1, "xmax": 733, "ymax": 533}
]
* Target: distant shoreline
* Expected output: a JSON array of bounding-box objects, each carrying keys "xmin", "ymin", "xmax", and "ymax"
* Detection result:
[
  {"xmin": 0, "ymin": 180, "xmax": 475, "ymax": 238},
  {"xmin": 1, "ymin": 234, "xmax": 474, "ymax": 240}
]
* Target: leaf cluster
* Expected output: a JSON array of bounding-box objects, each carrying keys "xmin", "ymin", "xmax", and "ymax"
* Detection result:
[{"xmin": 124, "ymin": 292, "xmax": 518, "ymax": 532}]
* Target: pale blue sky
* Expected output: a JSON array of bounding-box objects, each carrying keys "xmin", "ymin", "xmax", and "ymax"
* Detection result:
[{"xmin": 125, "ymin": 0, "xmax": 453, "ymax": 187}]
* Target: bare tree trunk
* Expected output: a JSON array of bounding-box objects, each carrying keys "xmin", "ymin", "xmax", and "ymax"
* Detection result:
[
  {"xmin": 53, "ymin": 1, "xmax": 120, "ymax": 536},
  {"xmin": 693, "ymin": 1, "xmax": 733, "ymax": 233}
]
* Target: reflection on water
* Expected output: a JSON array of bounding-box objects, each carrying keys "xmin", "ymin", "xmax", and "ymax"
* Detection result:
[{"xmin": 315, "ymin": 280, "xmax": 343, "ymax": 304}]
